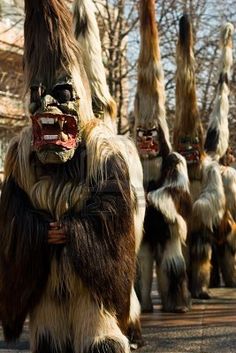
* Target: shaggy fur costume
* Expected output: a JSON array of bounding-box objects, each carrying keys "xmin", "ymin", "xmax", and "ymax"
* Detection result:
[
  {"xmin": 204, "ymin": 23, "xmax": 236, "ymax": 288},
  {"xmin": 134, "ymin": 0, "xmax": 192, "ymax": 313},
  {"xmin": 72, "ymin": 0, "xmax": 145, "ymax": 346},
  {"xmin": 0, "ymin": 1, "xmax": 145, "ymax": 352},
  {"xmin": 174, "ymin": 15, "xmax": 226, "ymax": 299}
]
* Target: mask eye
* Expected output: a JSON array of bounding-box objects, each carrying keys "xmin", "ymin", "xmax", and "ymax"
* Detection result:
[
  {"xmin": 52, "ymin": 85, "xmax": 73, "ymax": 103},
  {"xmin": 180, "ymin": 136, "xmax": 189, "ymax": 144},
  {"xmin": 137, "ymin": 130, "xmax": 144, "ymax": 138},
  {"xmin": 150, "ymin": 129, "xmax": 158, "ymax": 137}
]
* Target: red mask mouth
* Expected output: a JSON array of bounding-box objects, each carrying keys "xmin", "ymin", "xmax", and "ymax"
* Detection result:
[
  {"xmin": 137, "ymin": 139, "xmax": 160, "ymax": 157},
  {"xmin": 177, "ymin": 145, "xmax": 201, "ymax": 164},
  {"xmin": 31, "ymin": 113, "xmax": 78, "ymax": 150}
]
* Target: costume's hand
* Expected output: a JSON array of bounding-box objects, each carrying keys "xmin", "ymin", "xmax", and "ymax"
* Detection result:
[{"xmin": 48, "ymin": 221, "xmax": 66, "ymax": 244}]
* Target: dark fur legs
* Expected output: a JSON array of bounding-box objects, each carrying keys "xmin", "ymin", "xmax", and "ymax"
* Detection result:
[
  {"xmin": 88, "ymin": 339, "xmax": 127, "ymax": 353},
  {"xmin": 127, "ymin": 320, "xmax": 144, "ymax": 350},
  {"xmin": 156, "ymin": 239, "xmax": 191, "ymax": 313},
  {"xmin": 136, "ymin": 239, "xmax": 191, "ymax": 313},
  {"xmin": 211, "ymin": 243, "xmax": 236, "ymax": 287},
  {"xmin": 30, "ymin": 274, "xmax": 130, "ymax": 353},
  {"xmin": 190, "ymin": 259, "xmax": 211, "ymax": 299},
  {"xmin": 33, "ymin": 333, "xmax": 73, "ymax": 353},
  {"xmin": 220, "ymin": 244, "xmax": 236, "ymax": 287},
  {"xmin": 33, "ymin": 335, "xmax": 128, "ymax": 353},
  {"xmin": 189, "ymin": 231, "xmax": 212, "ymax": 299},
  {"xmin": 210, "ymin": 243, "xmax": 221, "ymax": 287}
]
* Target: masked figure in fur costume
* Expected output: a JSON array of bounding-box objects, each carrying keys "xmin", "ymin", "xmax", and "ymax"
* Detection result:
[
  {"xmin": 0, "ymin": 1, "xmax": 145, "ymax": 352},
  {"xmin": 204, "ymin": 23, "xmax": 236, "ymax": 288},
  {"xmin": 72, "ymin": 0, "xmax": 145, "ymax": 346},
  {"xmin": 134, "ymin": 0, "xmax": 192, "ymax": 314},
  {"xmin": 174, "ymin": 15, "xmax": 227, "ymax": 299}
]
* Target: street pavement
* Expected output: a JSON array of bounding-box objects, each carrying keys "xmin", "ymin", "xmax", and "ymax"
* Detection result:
[
  {"xmin": 139, "ymin": 287, "xmax": 236, "ymax": 353},
  {"xmin": 0, "ymin": 287, "xmax": 235, "ymax": 353}
]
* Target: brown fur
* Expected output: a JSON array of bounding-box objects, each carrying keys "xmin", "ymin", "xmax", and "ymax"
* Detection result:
[
  {"xmin": 211, "ymin": 211, "xmax": 236, "ymax": 287},
  {"xmin": 24, "ymin": 0, "xmax": 84, "ymax": 90},
  {"xmin": 0, "ymin": 1, "xmax": 137, "ymax": 351},
  {"xmin": 170, "ymin": 189, "xmax": 192, "ymax": 221},
  {"xmin": 204, "ymin": 23, "xmax": 234, "ymax": 158},
  {"xmin": 215, "ymin": 210, "xmax": 232, "ymax": 245},
  {"xmin": 134, "ymin": 2, "xmax": 191, "ymax": 315},
  {"xmin": 0, "ymin": 178, "xmax": 51, "ymax": 341},
  {"xmin": 73, "ymin": 0, "xmax": 117, "ymax": 124},
  {"xmin": 190, "ymin": 257, "xmax": 212, "ymax": 299},
  {"xmin": 134, "ymin": 0, "xmax": 170, "ymax": 153},
  {"xmin": 0, "ymin": 121, "xmax": 136, "ymax": 340},
  {"xmin": 139, "ymin": 0, "xmax": 161, "ymax": 76},
  {"xmin": 174, "ymin": 15, "xmax": 204, "ymax": 151},
  {"xmin": 219, "ymin": 147, "xmax": 235, "ymax": 166}
]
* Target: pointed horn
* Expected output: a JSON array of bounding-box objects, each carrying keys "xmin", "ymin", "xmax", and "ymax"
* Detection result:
[
  {"xmin": 204, "ymin": 23, "xmax": 234, "ymax": 160},
  {"xmin": 73, "ymin": 0, "xmax": 117, "ymax": 130},
  {"xmin": 174, "ymin": 14, "xmax": 203, "ymax": 150},
  {"xmin": 134, "ymin": 0, "xmax": 171, "ymax": 155}
]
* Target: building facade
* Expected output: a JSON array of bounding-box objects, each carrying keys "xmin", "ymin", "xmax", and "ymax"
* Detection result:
[{"xmin": 0, "ymin": 0, "xmax": 28, "ymax": 176}]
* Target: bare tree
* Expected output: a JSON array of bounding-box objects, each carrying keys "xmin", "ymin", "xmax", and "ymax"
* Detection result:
[
  {"xmin": 93, "ymin": 0, "xmax": 236, "ymax": 139},
  {"xmin": 94, "ymin": 0, "xmax": 139, "ymax": 133}
]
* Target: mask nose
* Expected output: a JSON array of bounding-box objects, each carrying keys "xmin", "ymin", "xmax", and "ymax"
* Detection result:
[
  {"xmin": 41, "ymin": 94, "xmax": 58, "ymax": 110},
  {"xmin": 145, "ymin": 136, "xmax": 152, "ymax": 141}
]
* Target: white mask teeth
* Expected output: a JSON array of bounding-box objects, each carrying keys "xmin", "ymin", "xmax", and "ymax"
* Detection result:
[
  {"xmin": 40, "ymin": 117, "xmax": 55, "ymax": 125},
  {"xmin": 43, "ymin": 134, "xmax": 58, "ymax": 141}
]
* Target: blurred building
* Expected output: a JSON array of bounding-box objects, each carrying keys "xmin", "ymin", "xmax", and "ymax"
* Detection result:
[{"xmin": 0, "ymin": 0, "xmax": 27, "ymax": 176}]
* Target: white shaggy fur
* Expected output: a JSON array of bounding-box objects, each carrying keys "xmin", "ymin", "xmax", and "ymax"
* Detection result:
[
  {"xmin": 71, "ymin": 66, "xmax": 94, "ymax": 124},
  {"xmin": 206, "ymin": 23, "xmax": 234, "ymax": 160},
  {"xmin": 160, "ymin": 236, "xmax": 186, "ymax": 274},
  {"xmin": 73, "ymin": 0, "xmax": 117, "ymax": 132},
  {"xmin": 8, "ymin": 120, "xmax": 144, "ymax": 351},
  {"xmin": 85, "ymin": 123, "xmax": 145, "ymax": 252},
  {"xmin": 147, "ymin": 152, "xmax": 189, "ymax": 244},
  {"xmin": 147, "ymin": 189, "xmax": 187, "ymax": 243},
  {"xmin": 30, "ymin": 257, "xmax": 129, "ymax": 353},
  {"xmin": 134, "ymin": 0, "xmax": 171, "ymax": 151},
  {"xmin": 221, "ymin": 165, "xmax": 236, "ymax": 220},
  {"xmin": 128, "ymin": 286, "xmax": 141, "ymax": 325},
  {"xmin": 191, "ymin": 157, "xmax": 225, "ymax": 232},
  {"xmin": 134, "ymin": 2, "xmax": 191, "ymax": 313},
  {"xmin": 7, "ymin": 121, "xmax": 145, "ymax": 254},
  {"xmin": 116, "ymin": 135, "xmax": 146, "ymax": 252}
]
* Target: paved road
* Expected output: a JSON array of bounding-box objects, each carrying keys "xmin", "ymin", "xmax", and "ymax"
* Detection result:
[
  {"xmin": 0, "ymin": 288, "xmax": 235, "ymax": 353},
  {"xmin": 140, "ymin": 287, "xmax": 236, "ymax": 353}
]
